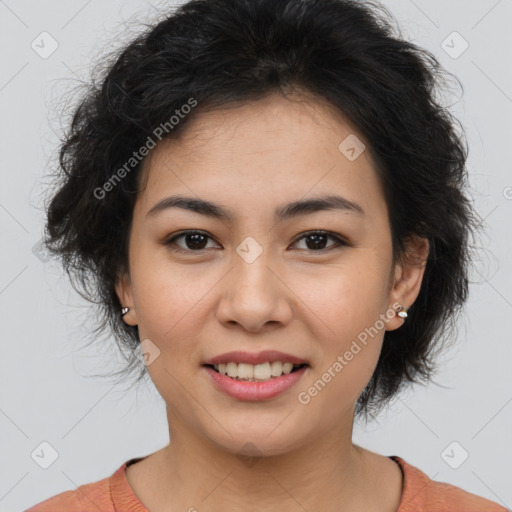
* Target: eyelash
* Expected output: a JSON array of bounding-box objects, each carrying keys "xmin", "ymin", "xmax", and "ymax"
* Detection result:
[{"xmin": 162, "ymin": 230, "xmax": 348, "ymax": 254}]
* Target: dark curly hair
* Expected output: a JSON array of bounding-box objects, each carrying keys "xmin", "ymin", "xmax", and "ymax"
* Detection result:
[{"xmin": 42, "ymin": 0, "xmax": 481, "ymax": 422}]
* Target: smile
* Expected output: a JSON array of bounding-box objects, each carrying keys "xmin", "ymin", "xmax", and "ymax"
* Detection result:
[
  {"xmin": 203, "ymin": 363, "xmax": 309, "ymax": 401},
  {"xmin": 208, "ymin": 361, "xmax": 307, "ymax": 381}
]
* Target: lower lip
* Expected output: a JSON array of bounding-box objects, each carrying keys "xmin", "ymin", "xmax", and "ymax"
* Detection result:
[{"xmin": 203, "ymin": 365, "xmax": 308, "ymax": 401}]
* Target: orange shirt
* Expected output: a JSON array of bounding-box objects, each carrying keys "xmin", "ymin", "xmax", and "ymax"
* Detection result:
[{"xmin": 25, "ymin": 455, "xmax": 508, "ymax": 511}]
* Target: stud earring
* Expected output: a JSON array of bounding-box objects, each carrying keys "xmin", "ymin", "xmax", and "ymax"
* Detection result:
[
  {"xmin": 397, "ymin": 305, "xmax": 408, "ymax": 319},
  {"xmin": 121, "ymin": 307, "xmax": 130, "ymax": 317}
]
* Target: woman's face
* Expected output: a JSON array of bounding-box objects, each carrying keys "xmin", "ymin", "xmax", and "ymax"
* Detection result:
[{"xmin": 116, "ymin": 92, "xmax": 428, "ymax": 456}]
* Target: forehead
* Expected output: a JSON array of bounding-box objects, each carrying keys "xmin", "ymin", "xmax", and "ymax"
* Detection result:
[{"xmin": 136, "ymin": 92, "xmax": 387, "ymax": 221}]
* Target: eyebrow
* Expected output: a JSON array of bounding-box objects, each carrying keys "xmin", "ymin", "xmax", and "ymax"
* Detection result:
[{"xmin": 146, "ymin": 193, "xmax": 365, "ymax": 222}]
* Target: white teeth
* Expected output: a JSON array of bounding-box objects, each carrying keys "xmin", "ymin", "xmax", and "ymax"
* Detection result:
[
  {"xmin": 226, "ymin": 362, "xmax": 238, "ymax": 378},
  {"xmin": 237, "ymin": 363, "xmax": 254, "ymax": 379},
  {"xmin": 282, "ymin": 362, "xmax": 294, "ymax": 375},
  {"xmin": 212, "ymin": 361, "xmax": 302, "ymax": 380},
  {"xmin": 270, "ymin": 361, "xmax": 282, "ymax": 377},
  {"xmin": 253, "ymin": 362, "xmax": 271, "ymax": 380}
]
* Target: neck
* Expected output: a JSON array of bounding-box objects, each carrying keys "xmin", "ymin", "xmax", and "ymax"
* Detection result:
[{"xmin": 146, "ymin": 411, "xmax": 374, "ymax": 512}]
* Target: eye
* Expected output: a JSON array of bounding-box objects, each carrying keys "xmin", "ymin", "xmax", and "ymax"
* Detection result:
[
  {"xmin": 163, "ymin": 230, "xmax": 347, "ymax": 254},
  {"xmin": 163, "ymin": 231, "xmax": 219, "ymax": 253},
  {"xmin": 291, "ymin": 231, "xmax": 347, "ymax": 252}
]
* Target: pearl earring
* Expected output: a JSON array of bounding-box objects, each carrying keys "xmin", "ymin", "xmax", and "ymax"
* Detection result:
[{"xmin": 121, "ymin": 307, "xmax": 130, "ymax": 317}]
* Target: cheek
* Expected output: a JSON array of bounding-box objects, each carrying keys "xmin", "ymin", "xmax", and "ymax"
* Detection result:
[
  {"xmin": 301, "ymin": 315, "xmax": 384, "ymax": 419},
  {"xmin": 129, "ymin": 240, "xmax": 211, "ymax": 335},
  {"xmin": 291, "ymin": 253, "xmax": 389, "ymax": 396},
  {"xmin": 293, "ymin": 253, "xmax": 391, "ymax": 337}
]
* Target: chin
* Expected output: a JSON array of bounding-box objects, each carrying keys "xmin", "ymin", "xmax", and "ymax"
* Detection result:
[{"xmin": 206, "ymin": 425, "xmax": 308, "ymax": 459}]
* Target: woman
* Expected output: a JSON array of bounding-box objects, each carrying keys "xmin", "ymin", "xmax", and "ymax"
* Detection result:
[{"xmin": 26, "ymin": 0, "xmax": 507, "ymax": 510}]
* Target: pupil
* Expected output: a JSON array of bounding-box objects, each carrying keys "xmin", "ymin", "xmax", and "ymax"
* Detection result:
[
  {"xmin": 187, "ymin": 233, "xmax": 207, "ymax": 250},
  {"xmin": 306, "ymin": 234, "xmax": 327, "ymax": 250}
]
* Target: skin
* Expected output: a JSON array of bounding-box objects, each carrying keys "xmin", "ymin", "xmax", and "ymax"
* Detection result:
[{"xmin": 115, "ymin": 90, "xmax": 429, "ymax": 512}]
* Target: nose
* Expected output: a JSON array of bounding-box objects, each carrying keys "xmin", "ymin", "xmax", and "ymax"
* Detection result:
[{"xmin": 215, "ymin": 250, "xmax": 293, "ymax": 333}]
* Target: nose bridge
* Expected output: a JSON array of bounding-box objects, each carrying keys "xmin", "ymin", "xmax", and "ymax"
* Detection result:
[{"xmin": 232, "ymin": 235, "xmax": 276, "ymax": 300}]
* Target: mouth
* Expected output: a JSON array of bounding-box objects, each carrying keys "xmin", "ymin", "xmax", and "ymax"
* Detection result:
[
  {"xmin": 202, "ymin": 362, "xmax": 309, "ymax": 382},
  {"xmin": 202, "ymin": 361, "xmax": 310, "ymax": 401}
]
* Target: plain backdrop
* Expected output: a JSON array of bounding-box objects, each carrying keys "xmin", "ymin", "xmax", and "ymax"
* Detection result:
[{"xmin": 1, "ymin": 0, "xmax": 511, "ymax": 510}]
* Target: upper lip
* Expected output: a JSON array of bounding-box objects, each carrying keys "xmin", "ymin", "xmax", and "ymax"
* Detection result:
[{"xmin": 203, "ymin": 350, "xmax": 308, "ymax": 366}]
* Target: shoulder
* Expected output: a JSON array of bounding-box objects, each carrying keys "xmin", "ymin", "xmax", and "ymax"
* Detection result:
[
  {"xmin": 392, "ymin": 455, "xmax": 509, "ymax": 512},
  {"xmin": 25, "ymin": 471, "xmax": 114, "ymax": 511}
]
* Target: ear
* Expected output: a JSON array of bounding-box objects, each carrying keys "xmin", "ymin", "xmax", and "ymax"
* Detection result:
[
  {"xmin": 386, "ymin": 234, "xmax": 429, "ymax": 332},
  {"xmin": 115, "ymin": 271, "xmax": 138, "ymax": 326}
]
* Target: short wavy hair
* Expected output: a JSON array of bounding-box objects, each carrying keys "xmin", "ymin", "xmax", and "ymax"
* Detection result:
[{"xmin": 43, "ymin": 0, "xmax": 480, "ymax": 422}]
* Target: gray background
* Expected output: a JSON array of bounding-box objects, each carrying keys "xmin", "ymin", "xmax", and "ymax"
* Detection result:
[{"xmin": 1, "ymin": 0, "xmax": 511, "ymax": 510}]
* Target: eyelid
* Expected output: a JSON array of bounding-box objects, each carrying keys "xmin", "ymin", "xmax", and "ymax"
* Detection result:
[
  {"xmin": 162, "ymin": 230, "xmax": 220, "ymax": 252},
  {"xmin": 291, "ymin": 230, "xmax": 347, "ymax": 243},
  {"xmin": 162, "ymin": 229, "xmax": 348, "ymax": 253}
]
